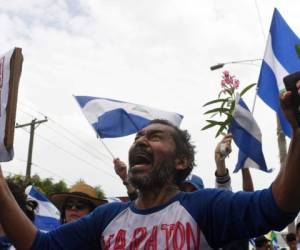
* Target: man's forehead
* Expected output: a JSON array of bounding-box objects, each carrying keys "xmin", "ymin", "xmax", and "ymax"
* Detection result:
[{"xmin": 138, "ymin": 122, "xmax": 175, "ymax": 134}]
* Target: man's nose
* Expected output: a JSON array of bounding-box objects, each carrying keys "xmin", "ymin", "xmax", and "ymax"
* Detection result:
[{"xmin": 135, "ymin": 135, "xmax": 149, "ymax": 146}]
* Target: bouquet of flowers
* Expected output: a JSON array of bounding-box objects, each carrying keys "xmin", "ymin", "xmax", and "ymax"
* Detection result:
[{"xmin": 202, "ymin": 70, "xmax": 256, "ymax": 137}]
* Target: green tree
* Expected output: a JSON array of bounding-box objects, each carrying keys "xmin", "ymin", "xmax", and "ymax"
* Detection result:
[
  {"xmin": 5, "ymin": 174, "xmax": 106, "ymax": 199},
  {"xmin": 5, "ymin": 174, "xmax": 68, "ymax": 197},
  {"xmin": 94, "ymin": 185, "xmax": 105, "ymax": 199}
]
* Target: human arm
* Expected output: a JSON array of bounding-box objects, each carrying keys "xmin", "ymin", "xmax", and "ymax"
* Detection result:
[
  {"xmin": 113, "ymin": 158, "xmax": 138, "ymax": 200},
  {"xmin": 32, "ymin": 202, "xmax": 129, "ymax": 249},
  {"xmin": 0, "ymin": 166, "xmax": 37, "ymax": 250},
  {"xmin": 214, "ymin": 134, "xmax": 232, "ymax": 190},
  {"xmin": 241, "ymin": 168, "xmax": 254, "ymax": 192},
  {"xmin": 272, "ymin": 88, "xmax": 300, "ymax": 212},
  {"xmin": 187, "ymin": 188, "xmax": 296, "ymax": 249}
]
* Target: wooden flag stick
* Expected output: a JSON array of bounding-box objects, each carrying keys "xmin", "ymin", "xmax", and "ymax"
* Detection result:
[{"xmin": 98, "ymin": 137, "xmax": 115, "ymax": 159}]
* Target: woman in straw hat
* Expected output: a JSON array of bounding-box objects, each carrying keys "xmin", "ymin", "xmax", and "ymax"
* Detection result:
[{"xmin": 50, "ymin": 182, "xmax": 106, "ymax": 224}]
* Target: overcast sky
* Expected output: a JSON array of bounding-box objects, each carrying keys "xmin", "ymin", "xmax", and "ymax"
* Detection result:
[{"xmin": 1, "ymin": 0, "xmax": 300, "ymax": 197}]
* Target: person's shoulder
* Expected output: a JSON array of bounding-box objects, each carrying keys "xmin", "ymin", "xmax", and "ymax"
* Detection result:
[
  {"xmin": 182, "ymin": 188, "xmax": 231, "ymax": 198},
  {"xmin": 178, "ymin": 188, "xmax": 228, "ymax": 206},
  {"xmin": 92, "ymin": 201, "xmax": 131, "ymax": 216}
]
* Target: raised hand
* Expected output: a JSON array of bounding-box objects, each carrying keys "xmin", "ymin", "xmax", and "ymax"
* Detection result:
[
  {"xmin": 215, "ymin": 133, "xmax": 232, "ymax": 163},
  {"xmin": 113, "ymin": 158, "xmax": 128, "ymax": 182}
]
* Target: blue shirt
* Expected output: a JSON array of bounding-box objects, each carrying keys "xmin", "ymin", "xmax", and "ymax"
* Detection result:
[
  {"xmin": 0, "ymin": 236, "xmax": 13, "ymax": 250},
  {"xmin": 32, "ymin": 187, "xmax": 296, "ymax": 249}
]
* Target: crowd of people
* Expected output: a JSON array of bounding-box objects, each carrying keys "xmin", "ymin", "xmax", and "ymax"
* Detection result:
[{"xmin": 0, "ymin": 85, "xmax": 300, "ymax": 249}]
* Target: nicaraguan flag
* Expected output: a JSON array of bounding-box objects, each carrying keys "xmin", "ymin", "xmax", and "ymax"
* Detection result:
[
  {"xmin": 74, "ymin": 96, "xmax": 183, "ymax": 138},
  {"xmin": 25, "ymin": 185, "xmax": 60, "ymax": 232},
  {"xmin": 257, "ymin": 8, "xmax": 300, "ymax": 138},
  {"xmin": 228, "ymin": 94, "xmax": 271, "ymax": 173}
]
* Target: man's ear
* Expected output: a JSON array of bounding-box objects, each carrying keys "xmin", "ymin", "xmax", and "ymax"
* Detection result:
[{"xmin": 175, "ymin": 157, "xmax": 188, "ymax": 170}]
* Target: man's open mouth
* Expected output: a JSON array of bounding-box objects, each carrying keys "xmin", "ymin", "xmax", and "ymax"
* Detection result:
[{"xmin": 129, "ymin": 148, "xmax": 153, "ymax": 169}]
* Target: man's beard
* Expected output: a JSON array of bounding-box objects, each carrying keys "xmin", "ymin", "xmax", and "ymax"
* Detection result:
[{"xmin": 128, "ymin": 156, "xmax": 176, "ymax": 192}]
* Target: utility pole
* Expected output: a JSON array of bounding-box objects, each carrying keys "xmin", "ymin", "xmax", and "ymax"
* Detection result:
[{"xmin": 15, "ymin": 118, "xmax": 48, "ymax": 181}]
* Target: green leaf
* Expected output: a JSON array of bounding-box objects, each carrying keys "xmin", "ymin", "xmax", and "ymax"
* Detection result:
[
  {"xmin": 205, "ymin": 119, "xmax": 224, "ymax": 125},
  {"xmin": 204, "ymin": 107, "xmax": 231, "ymax": 115},
  {"xmin": 229, "ymin": 100, "xmax": 235, "ymax": 113},
  {"xmin": 202, "ymin": 98, "xmax": 229, "ymax": 107},
  {"xmin": 218, "ymin": 90, "xmax": 224, "ymax": 99},
  {"xmin": 215, "ymin": 116, "xmax": 232, "ymax": 137},
  {"xmin": 240, "ymin": 83, "xmax": 256, "ymax": 96},
  {"xmin": 201, "ymin": 119, "xmax": 225, "ymax": 131},
  {"xmin": 223, "ymin": 88, "xmax": 233, "ymax": 96},
  {"xmin": 209, "ymin": 112, "xmax": 219, "ymax": 119},
  {"xmin": 201, "ymin": 123, "xmax": 218, "ymax": 130},
  {"xmin": 215, "ymin": 123, "xmax": 227, "ymax": 138},
  {"xmin": 221, "ymin": 100, "xmax": 227, "ymax": 109}
]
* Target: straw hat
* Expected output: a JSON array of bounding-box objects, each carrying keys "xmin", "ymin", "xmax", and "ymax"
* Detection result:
[{"xmin": 50, "ymin": 182, "xmax": 107, "ymax": 211}]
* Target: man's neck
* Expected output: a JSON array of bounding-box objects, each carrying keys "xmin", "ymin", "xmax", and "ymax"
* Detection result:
[{"xmin": 135, "ymin": 184, "xmax": 179, "ymax": 209}]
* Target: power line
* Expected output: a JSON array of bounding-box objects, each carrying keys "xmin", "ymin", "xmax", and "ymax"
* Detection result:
[
  {"xmin": 15, "ymin": 157, "xmax": 27, "ymax": 163},
  {"xmin": 2, "ymin": 169, "xmax": 24, "ymax": 177},
  {"xmin": 19, "ymin": 109, "xmax": 35, "ymax": 119},
  {"xmin": 17, "ymin": 116, "xmax": 117, "ymax": 181},
  {"xmin": 17, "ymin": 102, "xmax": 120, "ymax": 181},
  {"xmin": 43, "ymin": 122, "xmax": 112, "ymax": 166},
  {"xmin": 14, "ymin": 158, "xmax": 74, "ymax": 185},
  {"xmin": 32, "ymin": 130, "xmax": 117, "ymax": 180},
  {"xmin": 19, "ymin": 111, "xmax": 113, "ymax": 170},
  {"xmin": 19, "ymin": 103, "xmax": 112, "ymax": 162},
  {"xmin": 20, "ymin": 106, "xmax": 112, "ymax": 165},
  {"xmin": 31, "ymin": 163, "xmax": 74, "ymax": 185}
]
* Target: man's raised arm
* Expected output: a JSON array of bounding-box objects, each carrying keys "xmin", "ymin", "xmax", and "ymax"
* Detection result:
[
  {"xmin": 272, "ymin": 86, "xmax": 300, "ymax": 212},
  {"xmin": 0, "ymin": 166, "xmax": 37, "ymax": 250}
]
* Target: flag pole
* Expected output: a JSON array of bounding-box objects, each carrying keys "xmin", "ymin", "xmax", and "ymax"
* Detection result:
[
  {"xmin": 251, "ymin": 85, "xmax": 259, "ymax": 114},
  {"xmin": 72, "ymin": 94, "xmax": 115, "ymax": 159},
  {"xmin": 95, "ymin": 122, "xmax": 115, "ymax": 159},
  {"xmin": 252, "ymin": 0, "xmax": 266, "ymax": 115},
  {"xmin": 97, "ymin": 136, "xmax": 115, "ymax": 159},
  {"xmin": 254, "ymin": 7, "xmax": 294, "ymax": 234}
]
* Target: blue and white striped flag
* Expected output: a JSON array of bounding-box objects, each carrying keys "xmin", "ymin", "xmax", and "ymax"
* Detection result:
[
  {"xmin": 257, "ymin": 8, "xmax": 300, "ymax": 138},
  {"xmin": 25, "ymin": 185, "xmax": 60, "ymax": 232},
  {"xmin": 74, "ymin": 96, "xmax": 183, "ymax": 138},
  {"xmin": 228, "ymin": 94, "xmax": 271, "ymax": 173}
]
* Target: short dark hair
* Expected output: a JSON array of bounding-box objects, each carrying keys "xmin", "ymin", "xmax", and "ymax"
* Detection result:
[
  {"xmin": 6, "ymin": 179, "xmax": 37, "ymax": 222},
  {"xmin": 149, "ymin": 119, "xmax": 196, "ymax": 184},
  {"xmin": 286, "ymin": 232, "xmax": 296, "ymax": 242}
]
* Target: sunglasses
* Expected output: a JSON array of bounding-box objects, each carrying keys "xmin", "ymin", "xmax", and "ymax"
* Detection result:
[{"xmin": 65, "ymin": 199, "xmax": 91, "ymax": 210}]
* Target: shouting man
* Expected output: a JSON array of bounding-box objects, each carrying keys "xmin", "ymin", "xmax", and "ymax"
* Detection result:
[{"xmin": 0, "ymin": 89, "xmax": 300, "ymax": 249}]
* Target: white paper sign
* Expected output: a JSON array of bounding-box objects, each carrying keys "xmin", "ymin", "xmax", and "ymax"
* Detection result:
[{"xmin": 0, "ymin": 49, "xmax": 15, "ymax": 161}]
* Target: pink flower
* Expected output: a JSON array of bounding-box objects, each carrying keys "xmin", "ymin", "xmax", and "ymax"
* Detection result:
[
  {"xmin": 220, "ymin": 70, "xmax": 240, "ymax": 90},
  {"xmin": 223, "ymin": 70, "xmax": 229, "ymax": 77},
  {"xmin": 233, "ymin": 79, "xmax": 240, "ymax": 89}
]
